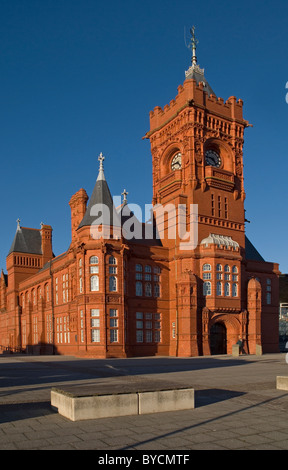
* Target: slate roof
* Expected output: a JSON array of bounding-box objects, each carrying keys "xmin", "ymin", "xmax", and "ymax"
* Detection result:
[
  {"xmin": 185, "ymin": 64, "xmax": 216, "ymax": 97},
  {"xmin": 245, "ymin": 236, "xmax": 265, "ymax": 262},
  {"xmin": 78, "ymin": 167, "xmax": 120, "ymax": 229},
  {"xmin": 8, "ymin": 227, "xmax": 42, "ymax": 255}
]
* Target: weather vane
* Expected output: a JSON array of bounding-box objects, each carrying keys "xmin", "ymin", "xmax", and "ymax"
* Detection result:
[{"xmin": 190, "ymin": 26, "xmax": 198, "ymax": 66}]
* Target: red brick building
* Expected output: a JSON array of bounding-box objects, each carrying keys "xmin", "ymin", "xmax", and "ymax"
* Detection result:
[{"xmin": 0, "ymin": 35, "xmax": 280, "ymax": 357}]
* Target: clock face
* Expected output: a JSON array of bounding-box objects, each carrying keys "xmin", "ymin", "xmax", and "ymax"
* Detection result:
[
  {"xmin": 205, "ymin": 150, "xmax": 221, "ymax": 168},
  {"xmin": 171, "ymin": 152, "xmax": 182, "ymax": 171}
]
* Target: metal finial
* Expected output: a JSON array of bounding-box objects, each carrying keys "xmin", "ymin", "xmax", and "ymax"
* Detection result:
[
  {"xmin": 122, "ymin": 189, "xmax": 128, "ymax": 203},
  {"xmin": 98, "ymin": 152, "xmax": 105, "ymax": 169},
  {"xmin": 16, "ymin": 218, "xmax": 21, "ymax": 230},
  {"xmin": 97, "ymin": 152, "xmax": 106, "ymax": 181},
  {"xmin": 190, "ymin": 26, "xmax": 198, "ymax": 66}
]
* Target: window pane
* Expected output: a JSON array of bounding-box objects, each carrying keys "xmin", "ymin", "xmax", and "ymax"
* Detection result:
[
  {"xmin": 145, "ymin": 283, "xmax": 152, "ymax": 297},
  {"xmin": 90, "ymin": 266, "xmax": 99, "ymax": 274},
  {"xmin": 109, "ymin": 276, "xmax": 117, "ymax": 292},
  {"xmin": 110, "ymin": 318, "xmax": 118, "ymax": 327},
  {"xmin": 216, "ymin": 264, "xmax": 222, "ymax": 271},
  {"xmin": 109, "ymin": 256, "xmax": 117, "ymax": 265},
  {"xmin": 145, "ymin": 265, "xmax": 152, "ymax": 273},
  {"xmin": 110, "ymin": 329, "xmax": 118, "ymax": 343},
  {"xmin": 90, "ymin": 256, "xmax": 99, "ymax": 265},
  {"xmin": 91, "ymin": 318, "xmax": 100, "ymax": 327},
  {"xmin": 91, "ymin": 309, "xmax": 100, "ymax": 317},
  {"xmin": 203, "ymin": 281, "xmax": 211, "ymax": 296},
  {"xmin": 203, "ymin": 264, "xmax": 211, "ymax": 272},
  {"xmin": 225, "ymin": 282, "xmax": 230, "ymax": 296},
  {"xmin": 91, "ymin": 329, "xmax": 100, "ymax": 342},
  {"xmin": 136, "ymin": 281, "xmax": 142, "ymax": 296},
  {"xmin": 136, "ymin": 264, "xmax": 142, "ymax": 272},
  {"xmin": 110, "ymin": 309, "xmax": 118, "ymax": 317},
  {"xmin": 136, "ymin": 330, "xmax": 143, "ymax": 342},
  {"xmin": 136, "ymin": 312, "xmax": 143, "ymax": 319},
  {"xmin": 90, "ymin": 275, "xmax": 99, "ymax": 292}
]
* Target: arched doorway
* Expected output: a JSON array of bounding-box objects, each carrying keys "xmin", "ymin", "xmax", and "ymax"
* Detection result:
[{"xmin": 210, "ymin": 322, "xmax": 227, "ymax": 355}]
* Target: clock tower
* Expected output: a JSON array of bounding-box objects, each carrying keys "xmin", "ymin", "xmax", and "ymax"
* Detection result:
[{"xmin": 144, "ymin": 28, "xmax": 270, "ymax": 357}]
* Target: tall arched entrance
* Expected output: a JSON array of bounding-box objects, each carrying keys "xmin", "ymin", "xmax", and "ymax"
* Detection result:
[{"xmin": 210, "ymin": 322, "xmax": 227, "ymax": 355}]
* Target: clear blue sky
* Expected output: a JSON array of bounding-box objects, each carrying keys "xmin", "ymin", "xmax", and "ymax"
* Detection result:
[{"xmin": 1, "ymin": 0, "xmax": 288, "ymax": 273}]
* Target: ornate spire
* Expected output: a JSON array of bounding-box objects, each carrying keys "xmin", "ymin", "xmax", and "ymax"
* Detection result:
[
  {"xmin": 16, "ymin": 218, "xmax": 21, "ymax": 231},
  {"xmin": 97, "ymin": 152, "xmax": 106, "ymax": 181}
]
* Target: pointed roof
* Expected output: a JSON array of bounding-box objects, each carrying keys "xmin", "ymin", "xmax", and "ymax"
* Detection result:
[
  {"xmin": 78, "ymin": 153, "xmax": 120, "ymax": 229},
  {"xmin": 185, "ymin": 26, "xmax": 216, "ymax": 97},
  {"xmin": 8, "ymin": 220, "xmax": 42, "ymax": 255}
]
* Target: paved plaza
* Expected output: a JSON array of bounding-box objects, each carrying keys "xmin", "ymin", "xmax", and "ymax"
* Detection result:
[{"xmin": 1, "ymin": 353, "xmax": 288, "ymax": 450}]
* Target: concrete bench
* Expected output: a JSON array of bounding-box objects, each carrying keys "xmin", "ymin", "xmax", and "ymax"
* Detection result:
[
  {"xmin": 51, "ymin": 382, "xmax": 195, "ymax": 421},
  {"xmin": 276, "ymin": 376, "xmax": 288, "ymax": 390}
]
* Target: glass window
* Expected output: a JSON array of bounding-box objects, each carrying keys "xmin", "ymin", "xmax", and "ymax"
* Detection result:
[
  {"xmin": 203, "ymin": 264, "xmax": 211, "ymax": 272},
  {"xmin": 109, "ymin": 276, "xmax": 117, "ymax": 292},
  {"xmin": 203, "ymin": 272, "xmax": 211, "ymax": 280},
  {"xmin": 154, "ymin": 284, "xmax": 160, "ymax": 298},
  {"xmin": 136, "ymin": 264, "xmax": 142, "ymax": 272},
  {"xmin": 136, "ymin": 312, "xmax": 143, "ymax": 319},
  {"xmin": 109, "ymin": 256, "xmax": 117, "ymax": 265},
  {"xmin": 91, "ymin": 329, "xmax": 100, "ymax": 342},
  {"xmin": 90, "ymin": 266, "xmax": 99, "ymax": 274},
  {"xmin": 225, "ymin": 282, "xmax": 230, "ymax": 296},
  {"xmin": 232, "ymin": 265, "xmax": 238, "ymax": 273},
  {"xmin": 109, "ymin": 266, "xmax": 117, "ymax": 274},
  {"xmin": 216, "ymin": 264, "xmax": 222, "ymax": 271},
  {"xmin": 145, "ymin": 265, "xmax": 152, "ymax": 273},
  {"xmin": 203, "ymin": 281, "xmax": 211, "ymax": 296},
  {"xmin": 136, "ymin": 330, "xmax": 143, "ymax": 343},
  {"xmin": 90, "ymin": 275, "xmax": 99, "ymax": 292},
  {"xmin": 217, "ymin": 282, "xmax": 222, "ymax": 296},
  {"xmin": 136, "ymin": 281, "xmax": 143, "ymax": 296},
  {"xmin": 224, "ymin": 265, "xmax": 230, "ymax": 273},
  {"xmin": 145, "ymin": 283, "xmax": 152, "ymax": 297},
  {"xmin": 267, "ymin": 292, "xmax": 271, "ymax": 305},
  {"xmin": 110, "ymin": 329, "xmax": 118, "ymax": 343},
  {"xmin": 90, "ymin": 256, "xmax": 99, "ymax": 265},
  {"xmin": 232, "ymin": 283, "xmax": 238, "ymax": 297},
  {"xmin": 91, "ymin": 309, "xmax": 100, "ymax": 317}
]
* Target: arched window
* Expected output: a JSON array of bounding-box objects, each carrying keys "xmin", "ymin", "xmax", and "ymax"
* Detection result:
[
  {"xmin": 217, "ymin": 282, "xmax": 222, "ymax": 296},
  {"xmin": 109, "ymin": 276, "xmax": 117, "ymax": 292},
  {"xmin": 203, "ymin": 264, "xmax": 211, "ymax": 272},
  {"xmin": 224, "ymin": 265, "xmax": 230, "ymax": 273},
  {"xmin": 145, "ymin": 265, "xmax": 152, "ymax": 273},
  {"xmin": 203, "ymin": 281, "xmax": 211, "ymax": 296},
  {"xmin": 136, "ymin": 264, "xmax": 142, "ymax": 272},
  {"xmin": 232, "ymin": 283, "xmax": 238, "ymax": 297},
  {"xmin": 216, "ymin": 264, "xmax": 222, "ymax": 272},
  {"xmin": 224, "ymin": 282, "xmax": 230, "ymax": 296},
  {"xmin": 90, "ymin": 275, "xmax": 99, "ymax": 292},
  {"xmin": 136, "ymin": 281, "xmax": 142, "ymax": 296},
  {"xmin": 90, "ymin": 256, "xmax": 99, "ymax": 265},
  {"xmin": 232, "ymin": 265, "xmax": 238, "ymax": 273},
  {"xmin": 145, "ymin": 283, "xmax": 152, "ymax": 297},
  {"xmin": 109, "ymin": 256, "xmax": 117, "ymax": 265}
]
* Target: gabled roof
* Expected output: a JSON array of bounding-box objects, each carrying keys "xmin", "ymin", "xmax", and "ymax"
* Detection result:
[{"xmin": 8, "ymin": 225, "xmax": 42, "ymax": 255}]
